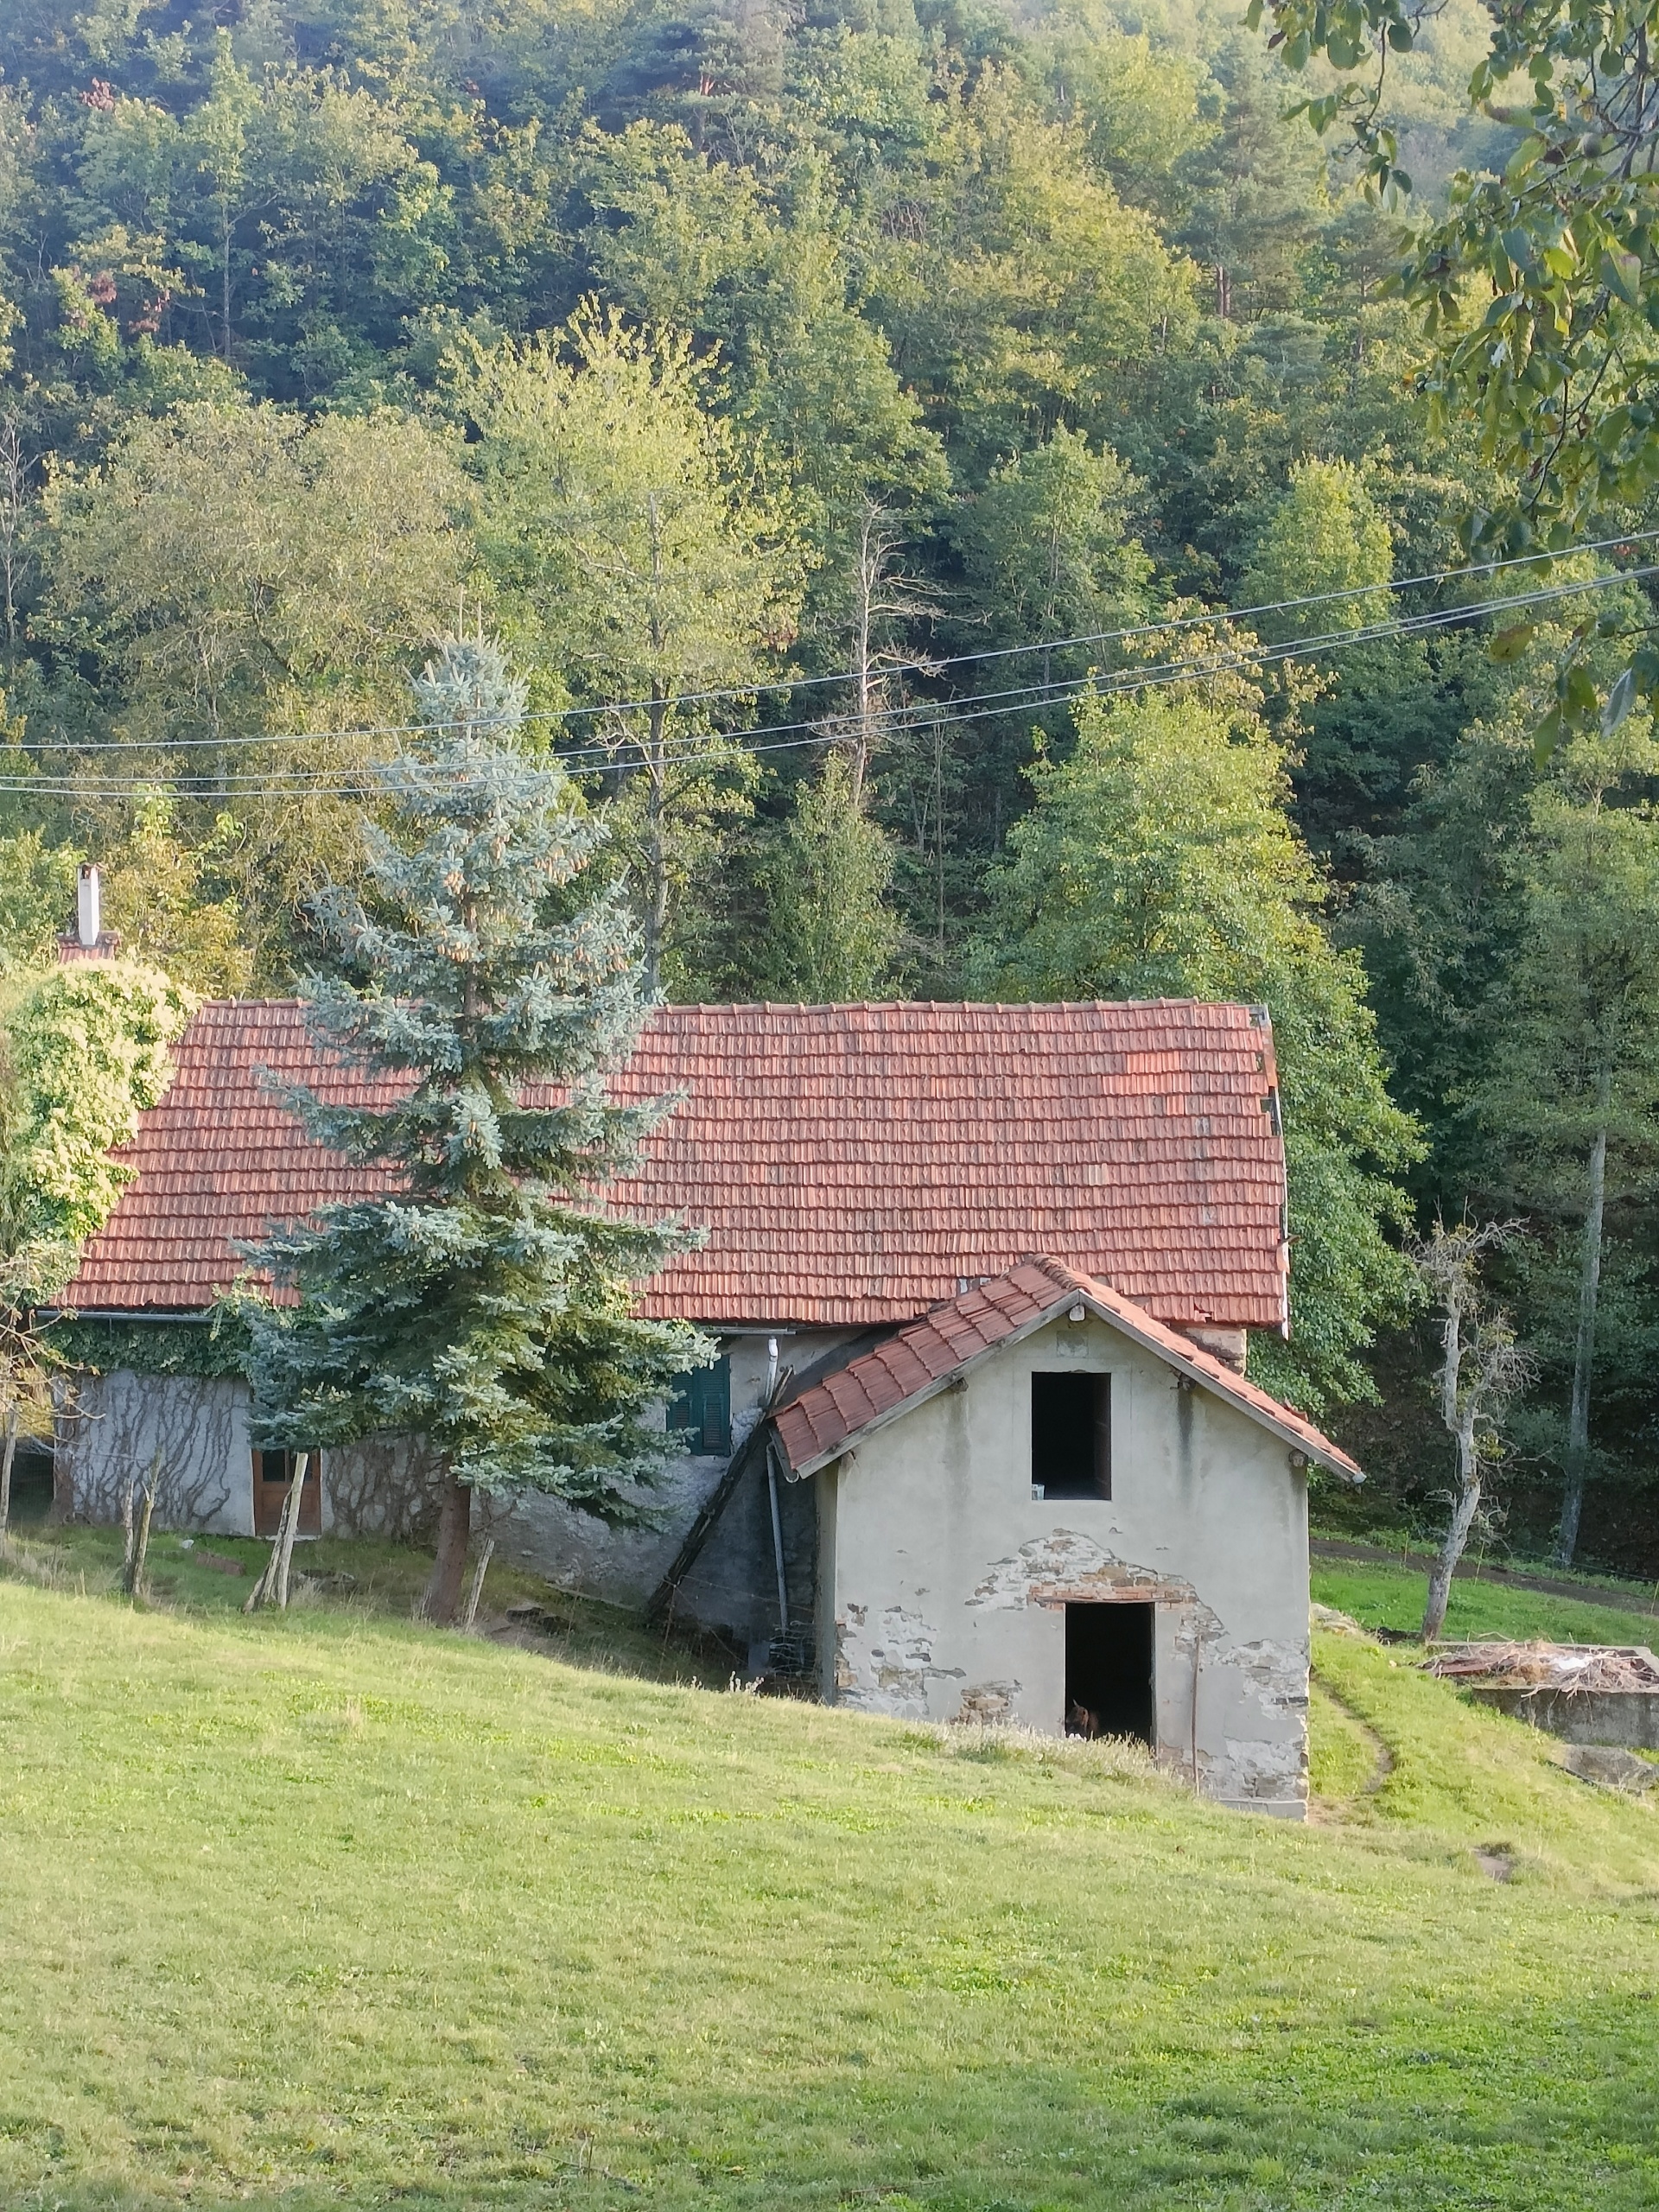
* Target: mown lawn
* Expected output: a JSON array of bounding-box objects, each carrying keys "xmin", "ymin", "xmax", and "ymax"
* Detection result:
[
  {"xmin": 1311, "ymin": 1556, "xmax": 1659, "ymax": 1648},
  {"xmin": 0, "ymin": 1573, "xmax": 1656, "ymax": 2211}
]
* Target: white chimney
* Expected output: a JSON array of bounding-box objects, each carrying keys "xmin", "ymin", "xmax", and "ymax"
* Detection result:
[{"xmin": 77, "ymin": 862, "xmax": 101, "ymax": 950}]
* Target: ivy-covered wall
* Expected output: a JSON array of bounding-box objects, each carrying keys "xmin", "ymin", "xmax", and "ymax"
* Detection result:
[{"xmin": 52, "ymin": 1313, "xmax": 251, "ymax": 1380}]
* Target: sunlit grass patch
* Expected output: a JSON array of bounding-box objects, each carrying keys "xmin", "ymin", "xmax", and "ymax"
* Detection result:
[{"xmin": 0, "ymin": 1580, "xmax": 1656, "ymax": 2209}]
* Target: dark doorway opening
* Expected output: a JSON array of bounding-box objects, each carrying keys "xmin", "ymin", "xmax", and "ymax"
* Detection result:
[
  {"xmin": 7, "ymin": 1446, "xmax": 54, "ymax": 1526},
  {"xmin": 1065, "ymin": 1601, "xmax": 1154, "ymax": 1744},
  {"xmin": 1032, "ymin": 1371, "xmax": 1109, "ymax": 1498},
  {"xmin": 253, "ymin": 1448, "xmax": 321, "ymax": 1538}
]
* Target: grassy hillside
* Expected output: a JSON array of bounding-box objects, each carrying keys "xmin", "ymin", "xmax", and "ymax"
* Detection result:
[
  {"xmin": 1, "ymin": 1572, "xmax": 1656, "ymax": 2211},
  {"xmin": 1312, "ymin": 1558, "xmax": 1659, "ymax": 1647}
]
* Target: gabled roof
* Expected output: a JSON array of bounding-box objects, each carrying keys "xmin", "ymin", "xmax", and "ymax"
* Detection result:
[
  {"xmin": 64, "ymin": 997, "xmax": 1291, "ymax": 1331},
  {"xmin": 772, "ymin": 1257, "xmax": 1361, "ymax": 1483}
]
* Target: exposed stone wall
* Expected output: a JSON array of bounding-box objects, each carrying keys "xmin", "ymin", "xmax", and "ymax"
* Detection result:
[
  {"xmin": 499, "ymin": 1455, "xmax": 734, "ymax": 1609},
  {"xmin": 499, "ymin": 1326, "xmax": 853, "ymax": 1616}
]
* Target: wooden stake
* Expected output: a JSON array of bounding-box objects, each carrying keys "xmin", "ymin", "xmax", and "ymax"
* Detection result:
[
  {"xmin": 124, "ymin": 1478, "xmax": 156, "ymax": 1599},
  {"xmin": 461, "ymin": 1535, "xmax": 495, "ymax": 1632},
  {"xmin": 120, "ymin": 1470, "xmax": 137, "ymax": 1582},
  {"xmin": 274, "ymin": 1452, "xmax": 308, "ymax": 1610},
  {"xmin": 244, "ymin": 1487, "xmax": 291, "ymax": 1613}
]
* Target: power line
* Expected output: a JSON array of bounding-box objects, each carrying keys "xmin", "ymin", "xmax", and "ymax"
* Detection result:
[
  {"xmin": 11, "ymin": 527, "xmax": 1657, "ymax": 760},
  {"xmin": 4, "ymin": 563, "xmax": 1647, "ymax": 800}
]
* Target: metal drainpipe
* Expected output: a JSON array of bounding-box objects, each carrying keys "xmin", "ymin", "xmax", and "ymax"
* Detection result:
[{"xmin": 766, "ymin": 1436, "xmax": 790, "ymax": 1637}]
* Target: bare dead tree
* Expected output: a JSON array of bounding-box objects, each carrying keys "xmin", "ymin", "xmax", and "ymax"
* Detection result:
[
  {"xmin": 0, "ymin": 418, "xmax": 33, "ymax": 686},
  {"xmin": 1413, "ymin": 1217, "xmax": 1535, "ymax": 1641},
  {"xmin": 836, "ymin": 500, "xmax": 939, "ymax": 805}
]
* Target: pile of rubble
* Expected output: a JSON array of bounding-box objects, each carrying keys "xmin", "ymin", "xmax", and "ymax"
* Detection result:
[{"xmin": 1425, "ymin": 1642, "xmax": 1659, "ymax": 1694}]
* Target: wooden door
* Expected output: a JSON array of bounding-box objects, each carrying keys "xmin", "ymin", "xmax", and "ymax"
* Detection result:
[{"xmin": 252, "ymin": 1448, "xmax": 321, "ymax": 1538}]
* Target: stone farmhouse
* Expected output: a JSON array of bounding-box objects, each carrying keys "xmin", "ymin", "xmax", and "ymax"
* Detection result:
[{"xmin": 54, "ymin": 995, "xmax": 1360, "ymax": 1815}]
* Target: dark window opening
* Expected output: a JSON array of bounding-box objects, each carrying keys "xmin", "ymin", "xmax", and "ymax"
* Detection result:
[
  {"xmin": 668, "ymin": 1355, "xmax": 732, "ymax": 1456},
  {"xmin": 1065, "ymin": 1601, "xmax": 1154, "ymax": 1745},
  {"xmin": 253, "ymin": 1447, "xmax": 321, "ymax": 1538},
  {"xmin": 1032, "ymin": 1371, "xmax": 1109, "ymax": 1498}
]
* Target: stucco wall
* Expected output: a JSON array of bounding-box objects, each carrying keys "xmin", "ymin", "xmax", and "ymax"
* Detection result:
[
  {"xmin": 499, "ymin": 1328, "xmax": 855, "ymax": 1609},
  {"xmin": 812, "ymin": 1310, "xmax": 1311, "ymax": 1816},
  {"xmin": 55, "ymin": 1370, "xmax": 439, "ymax": 1541},
  {"xmin": 58, "ymin": 1369, "xmax": 253, "ymax": 1535}
]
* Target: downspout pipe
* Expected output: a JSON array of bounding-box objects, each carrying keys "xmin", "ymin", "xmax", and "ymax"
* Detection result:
[{"xmin": 765, "ymin": 1433, "xmax": 790, "ymax": 1637}]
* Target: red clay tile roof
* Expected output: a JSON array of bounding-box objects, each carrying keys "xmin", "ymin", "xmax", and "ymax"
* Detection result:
[
  {"xmin": 772, "ymin": 1257, "xmax": 1360, "ymax": 1482},
  {"xmin": 64, "ymin": 998, "xmax": 1290, "ymax": 1330}
]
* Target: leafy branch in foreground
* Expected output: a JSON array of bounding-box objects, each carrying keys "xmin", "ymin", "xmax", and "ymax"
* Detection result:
[
  {"xmin": 1247, "ymin": 0, "xmax": 1659, "ymax": 752},
  {"xmin": 0, "ymin": 957, "xmax": 193, "ymax": 1541}
]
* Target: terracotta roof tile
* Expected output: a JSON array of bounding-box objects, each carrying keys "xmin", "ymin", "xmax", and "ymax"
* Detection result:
[
  {"xmin": 772, "ymin": 1257, "xmax": 1359, "ymax": 1482},
  {"xmin": 65, "ymin": 998, "xmax": 1289, "ymax": 1329}
]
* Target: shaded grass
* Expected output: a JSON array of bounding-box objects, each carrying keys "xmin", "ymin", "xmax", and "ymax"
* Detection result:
[
  {"xmin": 0, "ymin": 1585, "xmax": 1657, "ymax": 2210},
  {"xmin": 1306, "ymin": 1675, "xmax": 1381, "ymax": 1803},
  {"xmin": 1311, "ymin": 1557, "xmax": 1659, "ymax": 1647},
  {"xmin": 0, "ymin": 1524, "xmax": 733, "ymax": 1687}
]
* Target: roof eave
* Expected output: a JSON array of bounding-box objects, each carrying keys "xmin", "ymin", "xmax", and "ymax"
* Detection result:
[{"xmin": 782, "ymin": 1285, "xmax": 1362, "ymax": 1485}]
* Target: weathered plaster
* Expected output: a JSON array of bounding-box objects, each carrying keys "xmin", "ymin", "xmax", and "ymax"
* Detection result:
[
  {"xmin": 815, "ymin": 1309, "xmax": 1312, "ymax": 1815},
  {"xmin": 56, "ymin": 1370, "xmax": 440, "ymax": 1541},
  {"xmin": 58, "ymin": 1370, "xmax": 250, "ymax": 1535},
  {"xmin": 326, "ymin": 1433, "xmax": 445, "ymax": 1539}
]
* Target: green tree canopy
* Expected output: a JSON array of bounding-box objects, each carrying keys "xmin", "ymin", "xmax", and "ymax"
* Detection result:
[
  {"xmin": 1238, "ymin": 458, "xmax": 1393, "ymax": 642},
  {"xmin": 970, "ymin": 675, "xmax": 1421, "ymax": 1409},
  {"xmin": 760, "ymin": 749, "xmax": 901, "ymax": 1003},
  {"xmin": 1478, "ymin": 730, "xmax": 1659, "ymax": 1563},
  {"xmin": 41, "ymin": 399, "xmax": 476, "ymax": 981},
  {"xmin": 469, "ymin": 304, "xmax": 806, "ymax": 995}
]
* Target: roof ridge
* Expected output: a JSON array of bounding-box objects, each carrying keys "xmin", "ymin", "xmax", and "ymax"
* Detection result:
[{"xmin": 773, "ymin": 1255, "xmax": 1358, "ymax": 1484}]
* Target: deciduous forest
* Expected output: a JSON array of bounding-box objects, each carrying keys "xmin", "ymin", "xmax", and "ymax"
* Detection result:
[{"xmin": 1, "ymin": 0, "xmax": 1656, "ymax": 1571}]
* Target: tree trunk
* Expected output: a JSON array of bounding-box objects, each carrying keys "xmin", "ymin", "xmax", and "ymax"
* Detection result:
[
  {"xmin": 1556, "ymin": 1066, "xmax": 1611, "ymax": 1568},
  {"xmin": 642, "ymin": 690, "xmax": 668, "ymax": 999},
  {"xmin": 423, "ymin": 1473, "xmax": 472, "ymax": 1625},
  {"xmin": 1423, "ymin": 1454, "xmax": 1480, "ymax": 1642},
  {"xmin": 0, "ymin": 1402, "xmax": 16, "ymax": 1544}
]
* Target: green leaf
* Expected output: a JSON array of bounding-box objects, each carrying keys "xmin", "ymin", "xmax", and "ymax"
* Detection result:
[
  {"xmin": 1533, "ymin": 705, "xmax": 1565, "ymax": 766},
  {"xmin": 1601, "ymin": 667, "xmax": 1637, "ymax": 735},
  {"xmin": 1488, "ymin": 624, "xmax": 1535, "ymax": 663},
  {"xmin": 1600, "ymin": 249, "xmax": 1643, "ymax": 305}
]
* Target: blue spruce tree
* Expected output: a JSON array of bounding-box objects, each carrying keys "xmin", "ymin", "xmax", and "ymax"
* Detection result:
[{"xmin": 244, "ymin": 639, "xmax": 706, "ymax": 1621}]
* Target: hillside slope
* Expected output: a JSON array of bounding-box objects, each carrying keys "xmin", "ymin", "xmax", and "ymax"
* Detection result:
[{"xmin": 0, "ymin": 1586, "xmax": 1656, "ymax": 2210}]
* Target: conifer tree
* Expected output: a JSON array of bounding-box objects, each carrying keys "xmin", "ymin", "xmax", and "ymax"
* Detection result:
[{"xmin": 243, "ymin": 639, "xmax": 707, "ymax": 1624}]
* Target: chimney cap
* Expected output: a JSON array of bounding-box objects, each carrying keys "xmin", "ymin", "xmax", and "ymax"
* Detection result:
[{"xmin": 60, "ymin": 862, "xmax": 119, "ymax": 962}]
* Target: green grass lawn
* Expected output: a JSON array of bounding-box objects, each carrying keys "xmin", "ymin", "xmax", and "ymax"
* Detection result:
[
  {"xmin": 1, "ymin": 1567, "xmax": 1657, "ymax": 2211},
  {"xmin": 1311, "ymin": 1556, "xmax": 1659, "ymax": 1648}
]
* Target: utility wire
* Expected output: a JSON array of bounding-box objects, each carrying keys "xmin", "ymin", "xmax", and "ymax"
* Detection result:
[
  {"xmin": 4, "ymin": 563, "xmax": 1647, "ymax": 800},
  {"xmin": 12, "ymin": 526, "xmax": 1656, "ymax": 760}
]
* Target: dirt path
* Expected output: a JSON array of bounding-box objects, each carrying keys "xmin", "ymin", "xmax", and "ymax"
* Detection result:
[
  {"xmin": 1312, "ymin": 1537, "xmax": 1659, "ymax": 1618},
  {"xmin": 1308, "ymin": 1665, "xmax": 1394, "ymax": 1823}
]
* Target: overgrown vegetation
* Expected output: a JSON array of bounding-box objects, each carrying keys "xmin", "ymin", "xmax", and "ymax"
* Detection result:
[{"xmin": 0, "ymin": 0, "xmax": 1657, "ymax": 1552}]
